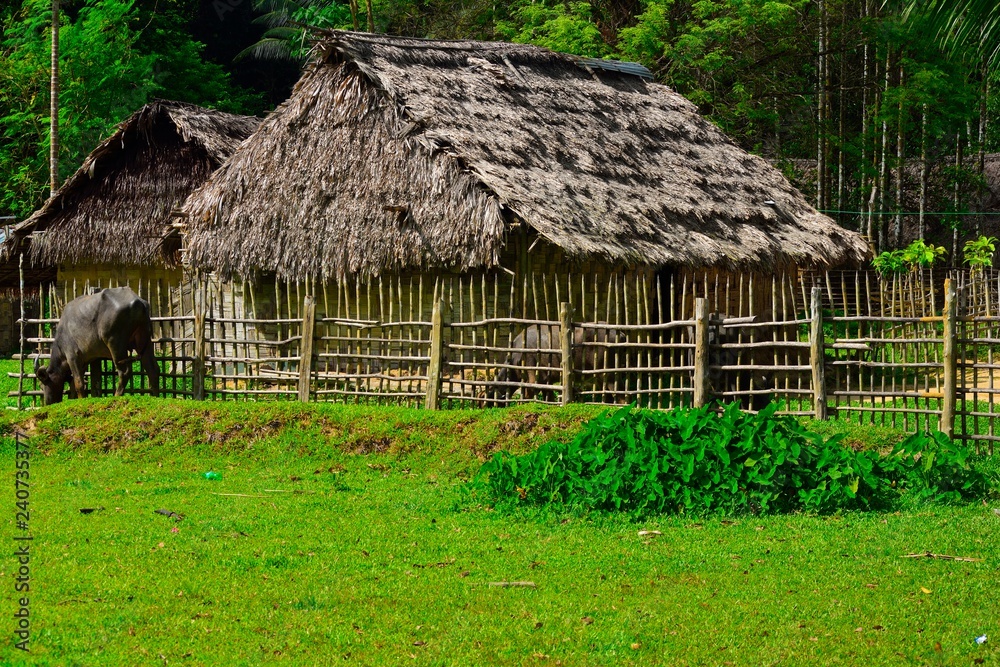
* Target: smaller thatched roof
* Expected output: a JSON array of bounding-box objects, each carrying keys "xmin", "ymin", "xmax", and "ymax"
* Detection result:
[
  {"xmin": 3, "ymin": 100, "xmax": 259, "ymax": 269},
  {"xmin": 182, "ymin": 32, "xmax": 870, "ymax": 282},
  {"xmin": 0, "ymin": 219, "xmax": 55, "ymax": 297}
]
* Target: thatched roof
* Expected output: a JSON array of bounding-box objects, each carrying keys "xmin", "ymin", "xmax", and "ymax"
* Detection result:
[
  {"xmin": 0, "ymin": 219, "xmax": 55, "ymax": 297},
  {"xmin": 4, "ymin": 100, "xmax": 260, "ymax": 268},
  {"xmin": 181, "ymin": 32, "xmax": 871, "ymax": 282}
]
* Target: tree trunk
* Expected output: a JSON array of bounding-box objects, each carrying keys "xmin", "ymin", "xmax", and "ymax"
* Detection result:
[
  {"xmin": 837, "ymin": 4, "xmax": 846, "ymax": 224},
  {"xmin": 49, "ymin": 0, "xmax": 59, "ymax": 195},
  {"xmin": 861, "ymin": 0, "xmax": 871, "ymax": 235},
  {"xmin": 816, "ymin": 0, "xmax": 826, "ymax": 210},
  {"xmin": 773, "ymin": 96, "xmax": 781, "ymax": 155},
  {"xmin": 877, "ymin": 49, "xmax": 891, "ymax": 251},
  {"xmin": 893, "ymin": 65, "xmax": 905, "ymax": 248},
  {"xmin": 365, "ymin": 0, "xmax": 374, "ymax": 32},
  {"xmin": 919, "ymin": 104, "xmax": 928, "ymax": 240},
  {"xmin": 954, "ymin": 131, "xmax": 964, "ymax": 260},
  {"xmin": 977, "ymin": 62, "xmax": 988, "ymax": 237}
]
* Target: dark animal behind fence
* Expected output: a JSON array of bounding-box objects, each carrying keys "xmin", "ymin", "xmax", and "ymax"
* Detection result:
[
  {"xmin": 34, "ymin": 287, "xmax": 160, "ymax": 405},
  {"xmin": 687, "ymin": 314, "xmax": 775, "ymax": 411},
  {"xmin": 486, "ymin": 323, "xmax": 621, "ymax": 405}
]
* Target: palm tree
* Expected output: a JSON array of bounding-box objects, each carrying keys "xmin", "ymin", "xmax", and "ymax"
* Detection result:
[
  {"xmin": 901, "ymin": 0, "xmax": 1000, "ymax": 68},
  {"xmin": 238, "ymin": 0, "xmax": 363, "ymax": 64}
]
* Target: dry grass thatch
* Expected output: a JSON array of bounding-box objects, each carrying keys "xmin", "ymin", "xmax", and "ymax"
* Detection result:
[
  {"xmin": 181, "ymin": 32, "xmax": 871, "ymax": 282},
  {"xmin": 4, "ymin": 100, "xmax": 259, "ymax": 268}
]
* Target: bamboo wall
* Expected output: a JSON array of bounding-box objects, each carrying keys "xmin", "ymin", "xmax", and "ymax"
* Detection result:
[
  {"xmin": 13, "ymin": 268, "xmax": 1000, "ymax": 453},
  {"xmin": 0, "ymin": 300, "xmax": 17, "ymax": 352}
]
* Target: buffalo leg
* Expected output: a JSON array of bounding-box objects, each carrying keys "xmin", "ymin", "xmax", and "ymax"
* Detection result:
[
  {"xmin": 138, "ymin": 342, "xmax": 160, "ymax": 397},
  {"xmin": 67, "ymin": 358, "xmax": 86, "ymax": 399},
  {"xmin": 488, "ymin": 365, "xmax": 515, "ymax": 407},
  {"xmin": 524, "ymin": 369, "xmax": 537, "ymax": 401},
  {"xmin": 113, "ymin": 359, "xmax": 132, "ymax": 396},
  {"xmin": 89, "ymin": 360, "xmax": 102, "ymax": 398},
  {"xmin": 106, "ymin": 342, "xmax": 133, "ymax": 396}
]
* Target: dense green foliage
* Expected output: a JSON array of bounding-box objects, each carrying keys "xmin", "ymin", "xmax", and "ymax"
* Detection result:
[
  {"xmin": 872, "ymin": 238, "xmax": 949, "ymax": 274},
  {"xmin": 963, "ymin": 234, "xmax": 998, "ymax": 270},
  {"xmin": 473, "ymin": 404, "xmax": 991, "ymax": 516},
  {"xmin": 0, "ymin": 0, "xmax": 260, "ymax": 218},
  {"xmin": 1, "ymin": 0, "xmax": 999, "ymax": 256},
  {"xmin": 906, "ymin": 0, "xmax": 1000, "ymax": 69}
]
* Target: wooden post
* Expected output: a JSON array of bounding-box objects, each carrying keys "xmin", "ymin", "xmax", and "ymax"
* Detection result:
[
  {"xmin": 193, "ymin": 281, "xmax": 206, "ymax": 401},
  {"xmin": 693, "ymin": 298, "xmax": 710, "ymax": 408},
  {"xmin": 297, "ymin": 294, "xmax": 316, "ymax": 402},
  {"xmin": 810, "ymin": 287, "xmax": 828, "ymax": 420},
  {"xmin": 17, "ymin": 253, "xmax": 24, "ymax": 410},
  {"xmin": 942, "ymin": 278, "xmax": 956, "ymax": 437},
  {"xmin": 559, "ymin": 302, "xmax": 573, "ymax": 405},
  {"xmin": 425, "ymin": 299, "xmax": 444, "ymax": 410}
]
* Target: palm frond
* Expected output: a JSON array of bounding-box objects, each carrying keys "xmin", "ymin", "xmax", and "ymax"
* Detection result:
[
  {"xmin": 234, "ymin": 37, "xmax": 300, "ymax": 63},
  {"xmin": 901, "ymin": 0, "xmax": 1000, "ymax": 68}
]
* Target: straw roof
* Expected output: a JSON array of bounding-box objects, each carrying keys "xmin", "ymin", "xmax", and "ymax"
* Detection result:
[
  {"xmin": 181, "ymin": 32, "xmax": 871, "ymax": 282},
  {"xmin": 4, "ymin": 100, "xmax": 259, "ymax": 268}
]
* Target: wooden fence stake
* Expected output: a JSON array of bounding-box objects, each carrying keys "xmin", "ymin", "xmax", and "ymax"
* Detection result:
[
  {"xmin": 17, "ymin": 253, "xmax": 24, "ymax": 410},
  {"xmin": 693, "ymin": 298, "xmax": 710, "ymax": 408},
  {"xmin": 193, "ymin": 281, "xmax": 206, "ymax": 401},
  {"xmin": 298, "ymin": 294, "xmax": 316, "ymax": 402},
  {"xmin": 425, "ymin": 299, "xmax": 444, "ymax": 410},
  {"xmin": 942, "ymin": 278, "xmax": 956, "ymax": 438},
  {"xmin": 810, "ymin": 286, "xmax": 827, "ymax": 420},
  {"xmin": 559, "ymin": 302, "xmax": 573, "ymax": 406}
]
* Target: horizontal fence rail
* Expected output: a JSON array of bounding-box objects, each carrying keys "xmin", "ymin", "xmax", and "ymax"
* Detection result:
[{"xmin": 11, "ymin": 269, "xmax": 1000, "ymax": 452}]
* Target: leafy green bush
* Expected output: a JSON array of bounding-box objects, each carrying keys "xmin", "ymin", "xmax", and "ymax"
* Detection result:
[
  {"xmin": 881, "ymin": 430, "xmax": 989, "ymax": 502},
  {"xmin": 963, "ymin": 235, "xmax": 998, "ymax": 272},
  {"xmin": 472, "ymin": 404, "xmax": 990, "ymax": 517},
  {"xmin": 872, "ymin": 240, "xmax": 947, "ymax": 275},
  {"xmin": 872, "ymin": 249, "xmax": 907, "ymax": 275}
]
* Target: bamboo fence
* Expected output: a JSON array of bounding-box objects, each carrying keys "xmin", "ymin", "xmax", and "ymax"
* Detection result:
[{"xmin": 11, "ymin": 268, "xmax": 1000, "ymax": 452}]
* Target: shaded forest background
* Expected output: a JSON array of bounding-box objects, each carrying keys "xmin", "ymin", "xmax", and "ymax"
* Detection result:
[{"xmin": 1, "ymin": 0, "xmax": 998, "ymax": 259}]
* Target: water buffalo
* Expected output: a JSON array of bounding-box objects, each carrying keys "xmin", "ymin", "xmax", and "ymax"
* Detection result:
[
  {"xmin": 688, "ymin": 314, "xmax": 774, "ymax": 411},
  {"xmin": 486, "ymin": 323, "xmax": 621, "ymax": 405},
  {"xmin": 34, "ymin": 287, "xmax": 159, "ymax": 405}
]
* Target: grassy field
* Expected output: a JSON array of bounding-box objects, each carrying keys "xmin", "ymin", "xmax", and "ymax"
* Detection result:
[{"xmin": 0, "ymin": 362, "xmax": 998, "ymax": 665}]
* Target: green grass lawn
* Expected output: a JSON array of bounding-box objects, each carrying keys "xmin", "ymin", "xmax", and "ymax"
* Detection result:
[{"xmin": 0, "ymin": 396, "xmax": 997, "ymax": 666}]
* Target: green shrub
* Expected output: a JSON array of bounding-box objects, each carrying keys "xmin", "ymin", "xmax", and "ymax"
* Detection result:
[
  {"xmin": 963, "ymin": 235, "xmax": 998, "ymax": 272},
  {"xmin": 871, "ymin": 239, "xmax": 947, "ymax": 275},
  {"xmin": 881, "ymin": 430, "xmax": 989, "ymax": 502},
  {"xmin": 471, "ymin": 404, "xmax": 990, "ymax": 517}
]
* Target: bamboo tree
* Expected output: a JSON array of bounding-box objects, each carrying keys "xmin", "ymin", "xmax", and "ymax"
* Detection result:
[
  {"xmin": 919, "ymin": 103, "xmax": 928, "ymax": 239},
  {"xmin": 878, "ymin": 48, "xmax": 891, "ymax": 250},
  {"xmin": 867, "ymin": 40, "xmax": 883, "ymax": 246},
  {"xmin": 977, "ymin": 60, "xmax": 988, "ymax": 235},
  {"xmin": 837, "ymin": 2, "xmax": 847, "ymax": 221},
  {"xmin": 953, "ymin": 129, "xmax": 964, "ymax": 258},
  {"xmin": 49, "ymin": 0, "xmax": 59, "ymax": 195},
  {"xmin": 893, "ymin": 64, "xmax": 905, "ymax": 247},
  {"xmin": 861, "ymin": 0, "xmax": 872, "ymax": 235},
  {"xmin": 816, "ymin": 0, "xmax": 827, "ymax": 210}
]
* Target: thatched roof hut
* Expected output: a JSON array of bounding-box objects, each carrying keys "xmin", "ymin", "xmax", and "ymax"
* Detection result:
[
  {"xmin": 181, "ymin": 32, "xmax": 870, "ymax": 282},
  {"xmin": 4, "ymin": 100, "xmax": 260, "ymax": 269}
]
